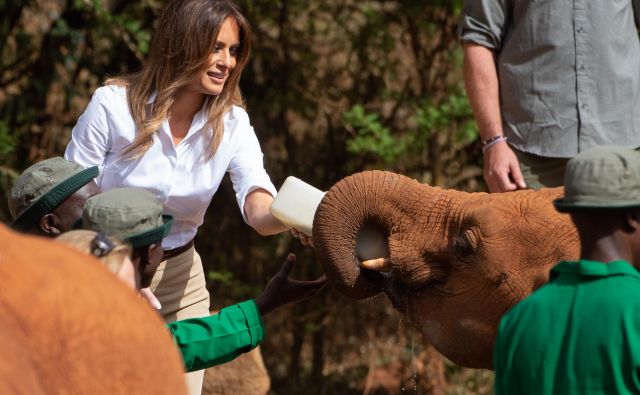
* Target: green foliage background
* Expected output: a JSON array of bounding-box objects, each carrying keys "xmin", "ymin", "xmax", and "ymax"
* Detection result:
[{"xmin": 0, "ymin": 0, "xmax": 491, "ymax": 393}]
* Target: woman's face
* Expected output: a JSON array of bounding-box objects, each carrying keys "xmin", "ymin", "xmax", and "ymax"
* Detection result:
[{"xmin": 190, "ymin": 17, "xmax": 240, "ymax": 96}]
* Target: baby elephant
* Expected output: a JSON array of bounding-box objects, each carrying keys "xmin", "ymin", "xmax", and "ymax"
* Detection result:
[
  {"xmin": 0, "ymin": 224, "xmax": 187, "ymax": 394},
  {"xmin": 313, "ymin": 170, "xmax": 579, "ymax": 369}
]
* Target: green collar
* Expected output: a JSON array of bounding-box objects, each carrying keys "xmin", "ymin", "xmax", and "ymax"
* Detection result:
[{"xmin": 551, "ymin": 259, "xmax": 640, "ymax": 280}]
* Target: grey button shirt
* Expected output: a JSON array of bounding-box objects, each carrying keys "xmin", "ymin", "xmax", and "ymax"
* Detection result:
[{"xmin": 459, "ymin": 0, "xmax": 640, "ymax": 158}]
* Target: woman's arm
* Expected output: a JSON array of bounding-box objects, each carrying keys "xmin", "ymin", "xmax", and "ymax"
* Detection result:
[
  {"xmin": 244, "ymin": 189, "xmax": 289, "ymax": 236},
  {"xmin": 227, "ymin": 107, "xmax": 287, "ymax": 235},
  {"xmin": 64, "ymin": 86, "xmax": 112, "ymax": 167}
]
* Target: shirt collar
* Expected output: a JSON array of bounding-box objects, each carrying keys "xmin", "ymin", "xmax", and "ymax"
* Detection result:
[{"xmin": 551, "ymin": 259, "xmax": 640, "ymax": 281}]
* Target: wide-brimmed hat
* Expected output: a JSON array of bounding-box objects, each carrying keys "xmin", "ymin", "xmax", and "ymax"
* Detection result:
[
  {"xmin": 10, "ymin": 157, "xmax": 98, "ymax": 231},
  {"xmin": 83, "ymin": 187, "xmax": 173, "ymax": 249},
  {"xmin": 554, "ymin": 146, "xmax": 640, "ymax": 212}
]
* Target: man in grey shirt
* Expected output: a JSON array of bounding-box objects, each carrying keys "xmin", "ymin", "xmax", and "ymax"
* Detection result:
[{"xmin": 459, "ymin": 1, "xmax": 640, "ymax": 192}]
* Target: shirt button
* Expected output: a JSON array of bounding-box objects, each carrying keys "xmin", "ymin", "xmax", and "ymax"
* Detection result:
[
  {"xmin": 576, "ymin": 27, "xmax": 584, "ymax": 33},
  {"xmin": 579, "ymin": 65, "xmax": 585, "ymax": 71},
  {"xmin": 581, "ymin": 104, "xmax": 588, "ymax": 109}
]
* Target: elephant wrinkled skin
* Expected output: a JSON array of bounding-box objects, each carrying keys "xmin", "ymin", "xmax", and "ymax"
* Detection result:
[{"xmin": 313, "ymin": 171, "xmax": 579, "ymax": 369}]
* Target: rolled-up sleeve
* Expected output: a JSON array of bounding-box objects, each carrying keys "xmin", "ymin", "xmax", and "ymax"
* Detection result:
[
  {"xmin": 458, "ymin": 0, "xmax": 510, "ymax": 50},
  {"xmin": 167, "ymin": 300, "xmax": 265, "ymax": 372},
  {"xmin": 64, "ymin": 87, "xmax": 111, "ymax": 168},
  {"xmin": 227, "ymin": 108, "xmax": 277, "ymax": 222}
]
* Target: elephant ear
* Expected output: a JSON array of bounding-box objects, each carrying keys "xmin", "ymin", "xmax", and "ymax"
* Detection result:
[{"xmin": 313, "ymin": 171, "xmax": 401, "ymax": 299}]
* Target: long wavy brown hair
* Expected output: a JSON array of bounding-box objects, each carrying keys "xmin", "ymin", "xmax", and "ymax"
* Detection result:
[{"xmin": 107, "ymin": 0, "xmax": 252, "ymax": 160}]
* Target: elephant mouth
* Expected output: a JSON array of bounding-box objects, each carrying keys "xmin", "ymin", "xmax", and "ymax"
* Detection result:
[
  {"xmin": 354, "ymin": 220, "xmax": 449, "ymax": 306},
  {"xmin": 380, "ymin": 274, "xmax": 410, "ymax": 313},
  {"xmin": 352, "ymin": 221, "xmax": 401, "ymax": 307},
  {"xmin": 355, "ymin": 222, "xmax": 390, "ymax": 264}
]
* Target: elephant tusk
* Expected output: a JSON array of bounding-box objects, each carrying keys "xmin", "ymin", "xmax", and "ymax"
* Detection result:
[{"xmin": 360, "ymin": 257, "xmax": 392, "ymax": 272}]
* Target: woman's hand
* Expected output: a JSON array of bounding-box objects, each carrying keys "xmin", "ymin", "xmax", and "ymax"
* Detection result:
[
  {"xmin": 244, "ymin": 189, "xmax": 290, "ymax": 236},
  {"xmin": 254, "ymin": 253, "xmax": 326, "ymax": 316},
  {"xmin": 291, "ymin": 228, "xmax": 314, "ymax": 247}
]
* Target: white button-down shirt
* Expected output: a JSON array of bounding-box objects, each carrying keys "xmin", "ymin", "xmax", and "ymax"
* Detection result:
[{"xmin": 65, "ymin": 85, "xmax": 277, "ymax": 249}]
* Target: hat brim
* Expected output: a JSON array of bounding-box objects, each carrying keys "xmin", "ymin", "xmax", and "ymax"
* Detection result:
[
  {"xmin": 554, "ymin": 198, "xmax": 640, "ymax": 213},
  {"xmin": 11, "ymin": 166, "xmax": 99, "ymax": 232},
  {"xmin": 126, "ymin": 215, "xmax": 174, "ymax": 249}
]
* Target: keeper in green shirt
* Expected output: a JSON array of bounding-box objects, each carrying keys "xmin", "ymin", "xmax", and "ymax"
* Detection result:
[
  {"xmin": 494, "ymin": 146, "xmax": 640, "ymax": 394},
  {"xmin": 166, "ymin": 252, "xmax": 324, "ymax": 372},
  {"xmin": 80, "ymin": 187, "xmax": 327, "ymax": 373}
]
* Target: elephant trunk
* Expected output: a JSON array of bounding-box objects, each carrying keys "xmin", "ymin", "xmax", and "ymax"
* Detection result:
[{"xmin": 313, "ymin": 170, "xmax": 467, "ymax": 299}]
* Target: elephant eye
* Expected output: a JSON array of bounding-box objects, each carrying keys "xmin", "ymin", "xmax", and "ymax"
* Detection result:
[{"xmin": 453, "ymin": 229, "xmax": 478, "ymax": 259}]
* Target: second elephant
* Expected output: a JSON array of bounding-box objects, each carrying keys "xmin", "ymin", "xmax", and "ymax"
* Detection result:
[{"xmin": 313, "ymin": 170, "xmax": 579, "ymax": 369}]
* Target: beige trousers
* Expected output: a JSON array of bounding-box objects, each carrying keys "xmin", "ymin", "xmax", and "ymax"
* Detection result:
[{"xmin": 150, "ymin": 246, "xmax": 210, "ymax": 395}]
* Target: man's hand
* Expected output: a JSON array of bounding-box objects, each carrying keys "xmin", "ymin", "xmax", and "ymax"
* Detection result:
[
  {"xmin": 483, "ymin": 142, "xmax": 527, "ymax": 192},
  {"xmin": 255, "ymin": 253, "xmax": 327, "ymax": 316},
  {"xmin": 140, "ymin": 287, "xmax": 162, "ymax": 310}
]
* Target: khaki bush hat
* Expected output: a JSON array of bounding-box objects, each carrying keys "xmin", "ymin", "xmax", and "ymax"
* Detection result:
[
  {"xmin": 554, "ymin": 146, "xmax": 640, "ymax": 212},
  {"xmin": 83, "ymin": 187, "xmax": 173, "ymax": 249},
  {"xmin": 9, "ymin": 157, "xmax": 98, "ymax": 231}
]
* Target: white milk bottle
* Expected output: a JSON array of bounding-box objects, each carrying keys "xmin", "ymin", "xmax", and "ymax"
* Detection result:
[{"xmin": 269, "ymin": 176, "xmax": 326, "ymax": 236}]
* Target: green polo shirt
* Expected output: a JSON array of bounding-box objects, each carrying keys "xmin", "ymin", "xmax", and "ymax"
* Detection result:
[
  {"xmin": 167, "ymin": 300, "xmax": 265, "ymax": 372},
  {"xmin": 494, "ymin": 260, "xmax": 640, "ymax": 395}
]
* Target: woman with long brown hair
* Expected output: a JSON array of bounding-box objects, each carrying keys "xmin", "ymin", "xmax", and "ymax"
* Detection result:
[{"xmin": 64, "ymin": 1, "xmax": 289, "ymax": 392}]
